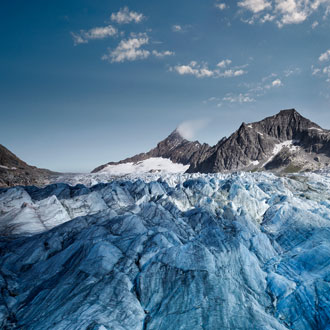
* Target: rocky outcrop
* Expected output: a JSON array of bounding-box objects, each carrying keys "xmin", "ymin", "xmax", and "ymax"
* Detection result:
[{"xmin": 0, "ymin": 144, "xmax": 56, "ymax": 187}]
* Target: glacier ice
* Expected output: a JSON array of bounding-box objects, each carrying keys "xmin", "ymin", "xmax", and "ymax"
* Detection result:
[{"xmin": 0, "ymin": 171, "xmax": 330, "ymax": 329}]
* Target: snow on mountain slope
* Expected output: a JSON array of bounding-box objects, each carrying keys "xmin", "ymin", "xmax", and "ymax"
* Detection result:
[
  {"xmin": 99, "ymin": 157, "xmax": 189, "ymax": 175},
  {"xmin": 1, "ymin": 172, "xmax": 330, "ymax": 329}
]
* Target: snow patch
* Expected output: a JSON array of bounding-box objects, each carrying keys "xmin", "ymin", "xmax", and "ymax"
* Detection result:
[
  {"xmin": 0, "ymin": 165, "xmax": 17, "ymax": 170},
  {"xmin": 99, "ymin": 157, "xmax": 189, "ymax": 176},
  {"xmin": 264, "ymin": 140, "xmax": 299, "ymax": 166},
  {"xmin": 308, "ymin": 127, "xmax": 323, "ymax": 132}
]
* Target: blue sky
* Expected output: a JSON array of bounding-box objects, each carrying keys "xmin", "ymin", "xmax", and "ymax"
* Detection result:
[{"xmin": 1, "ymin": 0, "xmax": 330, "ymax": 172}]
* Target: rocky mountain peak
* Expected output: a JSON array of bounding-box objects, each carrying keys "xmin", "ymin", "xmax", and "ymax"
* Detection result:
[
  {"xmin": 189, "ymin": 109, "xmax": 330, "ymax": 174},
  {"xmin": 156, "ymin": 129, "xmax": 186, "ymax": 151}
]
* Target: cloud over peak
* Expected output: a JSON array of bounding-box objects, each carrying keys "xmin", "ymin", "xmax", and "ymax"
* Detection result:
[{"xmin": 177, "ymin": 119, "xmax": 209, "ymax": 140}]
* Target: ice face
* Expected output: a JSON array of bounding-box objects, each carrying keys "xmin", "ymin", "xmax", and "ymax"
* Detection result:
[{"xmin": 1, "ymin": 171, "xmax": 330, "ymax": 329}]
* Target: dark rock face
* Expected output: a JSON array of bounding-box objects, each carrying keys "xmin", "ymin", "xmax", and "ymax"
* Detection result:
[
  {"xmin": 92, "ymin": 130, "xmax": 211, "ymax": 173},
  {"xmin": 0, "ymin": 144, "xmax": 55, "ymax": 187},
  {"xmin": 93, "ymin": 109, "xmax": 330, "ymax": 174}
]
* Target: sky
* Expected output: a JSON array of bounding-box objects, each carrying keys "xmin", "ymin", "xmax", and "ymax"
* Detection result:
[{"xmin": 1, "ymin": 0, "xmax": 330, "ymax": 172}]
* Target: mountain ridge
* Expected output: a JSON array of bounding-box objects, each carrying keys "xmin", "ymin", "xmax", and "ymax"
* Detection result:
[{"xmin": 93, "ymin": 109, "xmax": 330, "ymax": 175}]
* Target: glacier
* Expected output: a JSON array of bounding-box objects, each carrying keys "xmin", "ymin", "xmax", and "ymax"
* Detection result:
[{"xmin": 0, "ymin": 171, "xmax": 330, "ymax": 329}]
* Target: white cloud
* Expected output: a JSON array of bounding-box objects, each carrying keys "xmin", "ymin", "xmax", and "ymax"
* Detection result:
[
  {"xmin": 284, "ymin": 67, "xmax": 301, "ymax": 76},
  {"xmin": 323, "ymin": 65, "xmax": 330, "ymax": 74},
  {"xmin": 312, "ymin": 20, "xmax": 319, "ymax": 28},
  {"xmin": 219, "ymin": 69, "xmax": 246, "ymax": 77},
  {"xmin": 272, "ymin": 78, "xmax": 283, "ymax": 86},
  {"xmin": 71, "ymin": 25, "xmax": 117, "ymax": 45},
  {"xmin": 260, "ymin": 13, "xmax": 276, "ymax": 22},
  {"xmin": 238, "ymin": 0, "xmax": 272, "ymax": 13},
  {"xmin": 223, "ymin": 93, "xmax": 255, "ymax": 103},
  {"xmin": 312, "ymin": 66, "xmax": 321, "ymax": 75},
  {"xmin": 217, "ymin": 59, "xmax": 232, "ymax": 68},
  {"xmin": 177, "ymin": 119, "xmax": 209, "ymax": 140},
  {"xmin": 172, "ymin": 25, "xmax": 182, "ymax": 32},
  {"xmin": 238, "ymin": 0, "xmax": 330, "ymax": 27},
  {"xmin": 152, "ymin": 50, "xmax": 175, "ymax": 57},
  {"xmin": 319, "ymin": 49, "xmax": 330, "ymax": 61},
  {"xmin": 215, "ymin": 3, "xmax": 227, "ymax": 10},
  {"xmin": 102, "ymin": 35, "xmax": 150, "ymax": 63},
  {"xmin": 312, "ymin": 50, "xmax": 330, "ymax": 82},
  {"xmin": 173, "ymin": 62, "xmax": 215, "ymax": 78},
  {"xmin": 172, "ymin": 60, "xmax": 247, "ymax": 79},
  {"xmin": 111, "ymin": 7, "xmax": 144, "ymax": 24}
]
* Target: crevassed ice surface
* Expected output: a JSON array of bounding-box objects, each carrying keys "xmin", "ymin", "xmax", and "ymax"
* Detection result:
[{"xmin": 1, "ymin": 171, "xmax": 330, "ymax": 329}]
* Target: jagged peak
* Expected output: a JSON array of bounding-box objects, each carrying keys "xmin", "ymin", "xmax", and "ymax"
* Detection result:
[{"xmin": 277, "ymin": 108, "xmax": 299, "ymax": 116}]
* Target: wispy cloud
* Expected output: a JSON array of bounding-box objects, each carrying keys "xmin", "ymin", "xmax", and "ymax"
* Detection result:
[
  {"xmin": 223, "ymin": 92, "xmax": 255, "ymax": 103},
  {"xmin": 219, "ymin": 69, "xmax": 246, "ymax": 77},
  {"xmin": 152, "ymin": 50, "xmax": 175, "ymax": 57},
  {"xmin": 172, "ymin": 25, "xmax": 183, "ymax": 32},
  {"xmin": 171, "ymin": 24, "xmax": 192, "ymax": 33},
  {"xmin": 206, "ymin": 69, "xmax": 291, "ymax": 107},
  {"xmin": 271, "ymin": 78, "xmax": 282, "ymax": 87},
  {"xmin": 319, "ymin": 49, "xmax": 330, "ymax": 62},
  {"xmin": 311, "ymin": 50, "xmax": 330, "ymax": 83},
  {"xmin": 217, "ymin": 59, "xmax": 232, "ymax": 68},
  {"xmin": 215, "ymin": 3, "xmax": 227, "ymax": 10},
  {"xmin": 102, "ymin": 34, "xmax": 150, "ymax": 63},
  {"xmin": 284, "ymin": 67, "xmax": 301, "ymax": 77},
  {"xmin": 101, "ymin": 33, "xmax": 174, "ymax": 63},
  {"xmin": 177, "ymin": 119, "xmax": 209, "ymax": 140},
  {"xmin": 238, "ymin": 0, "xmax": 271, "ymax": 13},
  {"xmin": 71, "ymin": 25, "xmax": 117, "ymax": 45},
  {"xmin": 172, "ymin": 62, "xmax": 215, "ymax": 78},
  {"xmin": 312, "ymin": 20, "xmax": 319, "ymax": 28},
  {"xmin": 111, "ymin": 7, "xmax": 145, "ymax": 24},
  {"xmin": 171, "ymin": 60, "xmax": 247, "ymax": 79}
]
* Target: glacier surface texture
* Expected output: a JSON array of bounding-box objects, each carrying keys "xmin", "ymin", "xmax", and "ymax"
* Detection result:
[{"xmin": 1, "ymin": 172, "xmax": 330, "ymax": 329}]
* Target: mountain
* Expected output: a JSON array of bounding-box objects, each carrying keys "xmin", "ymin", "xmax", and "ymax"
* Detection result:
[
  {"xmin": 93, "ymin": 109, "xmax": 330, "ymax": 175},
  {"xmin": 0, "ymin": 144, "xmax": 56, "ymax": 187},
  {"xmin": 92, "ymin": 129, "xmax": 210, "ymax": 173},
  {"xmin": 189, "ymin": 109, "xmax": 330, "ymax": 173},
  {"xmin": 1, "ymin": 171, "xmax": 330, "ymax": 328}
]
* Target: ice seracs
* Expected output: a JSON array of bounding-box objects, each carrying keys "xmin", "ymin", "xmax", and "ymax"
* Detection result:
[{"xmin": 1, "ymin": 171, "xmax": 330, "ymax": 329}]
